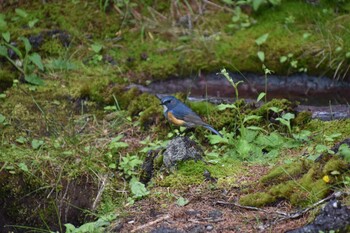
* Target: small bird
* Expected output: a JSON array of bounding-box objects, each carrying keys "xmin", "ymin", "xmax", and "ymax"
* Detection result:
[{"xmin": 159, "ymin": 96, "xmax": 222, "ymax": 137}]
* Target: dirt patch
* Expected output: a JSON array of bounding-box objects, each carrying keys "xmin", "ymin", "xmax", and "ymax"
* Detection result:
[{"xmin": 117, "ymin": 189, "xmax": 309, "ymax": 233}]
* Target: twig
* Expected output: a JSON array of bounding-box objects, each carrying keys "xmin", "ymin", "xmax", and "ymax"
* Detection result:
[
  {"xmin": 216, "ymin": 191, "xmax": 347, "ymax": 221},
  {"xmin": 92, "ymin": 174, "xmax": 108, "ymax": 210},
  {"xmin": 202, "ymin": 0, "xmax": 234, "ymax": 12},
  {"xmin": 131, "ymin": 214, "xmax": 170, "ymax": 233},
  {"xmin": 216, "ymin": 200, "xmax": 270, "ymax": 213}
]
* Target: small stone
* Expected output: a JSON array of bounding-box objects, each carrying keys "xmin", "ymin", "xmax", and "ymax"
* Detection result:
[{"xmin": 206, "ymin": 224, "xmax": 214, "ymax": 231}]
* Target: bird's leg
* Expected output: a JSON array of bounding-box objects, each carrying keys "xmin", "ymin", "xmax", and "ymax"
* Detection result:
[{"xmin": 182, "ymin": 127, "xmax": 195, "ymax": 137}]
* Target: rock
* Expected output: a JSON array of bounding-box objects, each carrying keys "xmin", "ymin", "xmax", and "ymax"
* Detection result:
[
  {"xmin": 286, "ymin": 200, "xmax": 350, "ymax": 233},
  {"xmin": 163, "ymin": 136, "xmax": 204, "ymax": 169}
]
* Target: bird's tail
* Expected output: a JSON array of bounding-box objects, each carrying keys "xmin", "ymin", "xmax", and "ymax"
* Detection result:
[{"xmin": 203, "ymin": 125, "xmax": 223, "ymax": 138}]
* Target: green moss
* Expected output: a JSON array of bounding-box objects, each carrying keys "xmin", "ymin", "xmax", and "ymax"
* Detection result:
[
  {"xmin": 294, "ymin": 111, "xmax": 312, "ymax": 126},
  {"xmin": 188, "ymin": 101, "xmax": 217, "ymax": 117},
  {"xmin": 0, "ymin": 68, "xmax": 16, "ymax": 92},
  {"xmin": 322, "ymin": 157, "xmax": 348, "ymax": 175},
  {"xmin": 239, "ymin": 192, "xmax": 276, "ymax": 207},
  {"xmin": 139, "ymin": 105, "xmax": 163, "ymax": 129},
  {"xmin": 260, "ymin": 159, "xmax": 310, "ymax": 184},
  {"xmin": 305, "ymin": 119, "xmax": 350, "ymax": 143},
  {"xmin": 252, "ymin": 99, "xmax": 294, "ymax": 118},
  {"xmin": 128, "ymin": 93, "xmax": 159, "ymax": 116},
  {"xmin": 157, "ymin": 160, "xmax": 207, "ymax": 187},
  {"xmin": 40, "ymin": 38, "xmax": 64, "ymax": 57}
]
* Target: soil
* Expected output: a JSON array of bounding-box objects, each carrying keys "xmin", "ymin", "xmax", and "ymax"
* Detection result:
[{"xmin": 115, "ymin": 165, "xmax": 310, "ymax": 233}]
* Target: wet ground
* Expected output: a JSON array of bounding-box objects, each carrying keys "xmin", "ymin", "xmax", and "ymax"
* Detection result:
[{"xmin": 130, "ymin": 72, "xmax": 350, "ymax": 120}]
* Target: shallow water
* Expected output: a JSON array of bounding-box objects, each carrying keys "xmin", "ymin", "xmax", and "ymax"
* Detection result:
[{"xmin": 130, "ymin": 71, "xmax": 350, "ymax": 120}]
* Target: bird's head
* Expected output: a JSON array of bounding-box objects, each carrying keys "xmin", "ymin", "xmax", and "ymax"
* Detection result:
[{"xmin": 159, "ymin": 96, "xmax": 179, "ymax": 111}]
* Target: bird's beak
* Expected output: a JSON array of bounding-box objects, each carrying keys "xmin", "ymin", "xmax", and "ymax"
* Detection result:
[{"xmin": 155, "ymin": 94, "xmax": 162, "ymax": 100}]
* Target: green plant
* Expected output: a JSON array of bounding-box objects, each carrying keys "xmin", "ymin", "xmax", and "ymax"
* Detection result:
[
  {"xmin": 279, "ymin": 53, "xmax": 307, "ymax": 73},
  {"xmin": 65, "ymin": 213, "xmax": 117, "ymax": 233},
  {"xmin": 106, "ymin": 135, "xmax": 128, "ymax": 169},
  {"xmin": 89, "ymin": 43, "xmax": 103, "ymax": 65},
  {"xmin": 276, "ymin": 112, "xmax": 295, "ymax": 135},
  {"xmin": 255, "ymin": 33, "xmax": 269, "ymax": 63},
  {"xmin": 0, "ymin": 34, "xmax": 45, "ymax": 85},
  {"xmin": 118, "ymin": 154, "xmax": 143, "ymax": 178}
]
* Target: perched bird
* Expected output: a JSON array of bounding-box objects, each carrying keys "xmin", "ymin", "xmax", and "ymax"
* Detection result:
[{"xmin": 159, "ymin": 96, "xmax": 222, "ymax": 137}]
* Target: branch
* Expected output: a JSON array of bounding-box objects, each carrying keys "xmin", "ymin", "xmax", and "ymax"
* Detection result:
[{"xmin": 131, "ymin": 214, "xmax": 170, "ymax": 233}]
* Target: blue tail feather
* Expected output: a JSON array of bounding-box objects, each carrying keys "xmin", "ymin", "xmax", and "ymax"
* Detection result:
[{"xmin": 203, "ymin": 125, "xmax": 223, "ymax": 137}]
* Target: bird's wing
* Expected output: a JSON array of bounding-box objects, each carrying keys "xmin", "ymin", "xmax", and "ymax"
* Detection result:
[{"xmin": 171, "ymin": 103, "xmax": 205, "ymax": 126}]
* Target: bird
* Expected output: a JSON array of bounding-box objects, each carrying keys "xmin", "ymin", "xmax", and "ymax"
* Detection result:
[{"xmin": 159, "ymin": 96, "xmax": 222, "ymax": 137}]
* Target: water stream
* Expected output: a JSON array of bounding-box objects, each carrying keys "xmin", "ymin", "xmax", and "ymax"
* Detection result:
[{"xmin": 130, "ymin": 71, "xmax": 350, "ymax": 120}]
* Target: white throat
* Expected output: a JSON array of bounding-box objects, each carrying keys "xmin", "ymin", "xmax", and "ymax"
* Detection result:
[{"xmin": 162, "ymin": 105, "xmax": 168, "ymax": 113}]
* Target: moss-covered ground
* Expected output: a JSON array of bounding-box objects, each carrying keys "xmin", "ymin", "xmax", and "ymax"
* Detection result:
[{"xmin": 1, "ymin": 0, "xmax": 350, "ymax": 232}]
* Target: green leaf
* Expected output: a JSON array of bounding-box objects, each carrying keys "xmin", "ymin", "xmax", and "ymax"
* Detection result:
[
  {"xmin": 20, "ymin": 37, "xmax": 31, "ymax": 53},
  {"xmin": 257, "ymin": 51, "xmax": 265, "ymax": 62},
  {"xmin": 28, "ymin": 18, "xmax": 39, "ymax": 28},
  {"xmin": 91, "ymin": 43, "xmax": 103, "ymax": 53},
  {"xmin": 246, "ymin": 126, "xmax": 265, "ymax": 132},
  {"xmin": 15, "ymin": 8, "xmax": 28, "ymax": 18},
  {"xmin": 2, "ymin": 31, "xmax": 10, "ymax": 42},
  {"xmin": 290, "ymin": 60, "xmax": 298, "ymax": 68},
  {"xmin": 29, "ymin": 53, "xmax": 44, "ymax": 70},
  {"xmin": 269, "ymin": 106, "xmax": 282, "ymax": 113},
  {"xmin": 346, "ymin": 52, "xmax": 350, "ymax": 58},
  {"xmin": 130, "ymin": 177, "xmax": 149, "ymax": 199},
  {"xmin": 303, "ymin": 33, "xmax": 311, "ymax": 39},
  {"xmin": 217, "ymin": 103, "xmax": 237, "ymax": 111},
  {"xmin": 25, "ymin": 74, "xmax": 45, "ymax": 86},
  {"xmin": 176, "ymin": 197, "xmax": 189, "ymax": 206},
  {"xmin": 0, "ymin": 45, "xmax": 7, "ymax": 56},
  {"xmin": 282, "ymin": 113, "xmax": 295, "ymax": 121},
  {"xmin": 46, "ymin": 59, "xmax": 77, "ymax": 71},
  {"xmin": 252, "ymin": 0, "xmax": 265, "ymax": 11},
  {"xmin": 18, "ymin": 162, "xmax": 28, "ymax": 172},
  {"xmin": 16, "ymin": 136, "xmax": 27, "ymax": 144},
  {"xmin": 255, "ymin": 33, "xmax": 269, "ymax": 45},
  {"xmin": 315, "ymin": 144, "xmax": 328, "ymax": 153},
  {"xmin": 0, "ymin": 15, "xmax": 8, "ymax": 31},
  {"xmin": 32, "ymin": 139, "xmax": 44, "ymax": 149},
  {"xmin": 280, "ymin": 56, "xmax": 287, "ymax": 63},
  {"xmin": 257, "ymin": 92, "xmax": 266, "ymax": 102},
  {"xmin": 293, "ymin": 130, "xmax": 311, "ymax": 141},
  {"xmin": 64, "ymin": 223, "xmax": 76, "ymax": 233},
  {"xmin": 338, "ymin": 144, "xmax": 350, "ymax": 162},
  {"xmin": 0, "ymin": 113, "xmax": 6, "ymax": 123},
  {"xmin": 243, "ymin": 115, "xmax": 261, "ymax": 124},
  {"xmin": 6, "ymin": 43, "xmax": 22, "ymax": 58},
  {"xmin": 269, "ymin": 0, "xmax": 281, "ymax": 6}
]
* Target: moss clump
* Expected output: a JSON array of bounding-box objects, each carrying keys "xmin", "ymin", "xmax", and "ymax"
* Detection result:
[
  {"xmin": 294, "ymin": 111, "xmax": 312, "ymax": 126},
  {"xmin": 239, "ymin": 192, "xmax": 276, "ymax": 207},
  {"xmin": 322, "ymin": 157, "xmax": 348, "ymax": 175},
  {"xmin": 252, "ymin": 99, "xmax": 295, "ymax": 119},
  {"xmin": 0, "ymin": 68, "xmax": 16, "ymax": 92},
  {"xmin": 40, "ymin": 38, "xmax": 64, "ymax": 57},
  {"xmin": 187, "ymin": 101, "xmax": 217, "ymax": 117},
  {"xmin": 305, "ymin": 119, "xmax": 350, "ymax": 143},
  {"xmin": 260, "ymin": 159, "xmax": 311, "ymax": 184},
  {"xmin": 157, "ymin": 160, "xmax": 207, "ymax": 187},
  {"xmin": 139, "ymin": 105, "xmax": 163, "ymax": 129},
  {"xmin": 128, "ymin": 93, "xmax": 159, "ymax": 116}
]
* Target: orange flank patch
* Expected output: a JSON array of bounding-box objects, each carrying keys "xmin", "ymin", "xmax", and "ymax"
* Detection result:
[{"xmin": 167, "ymin": 112, "xmax": 185, "ymax": 126}]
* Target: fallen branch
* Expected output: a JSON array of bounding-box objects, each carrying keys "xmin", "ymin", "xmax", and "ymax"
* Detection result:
[
  {"xmin": 131, "ymin": 214, "xmax": 170, "ymax": 233},
  {"xmin": 216, "ymin": 191, "xmax": 347, "ymax": 221}
]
